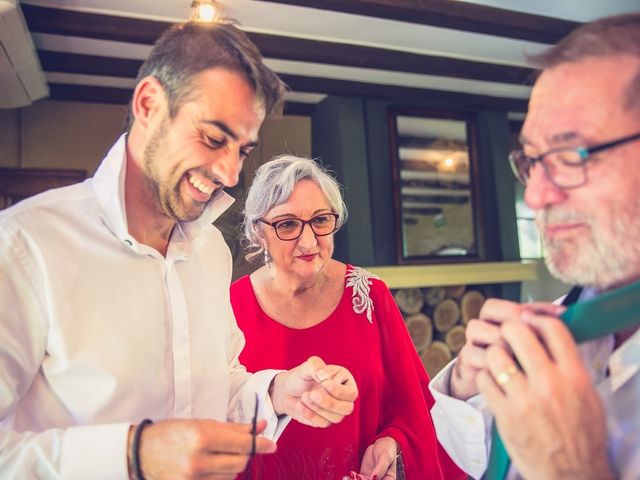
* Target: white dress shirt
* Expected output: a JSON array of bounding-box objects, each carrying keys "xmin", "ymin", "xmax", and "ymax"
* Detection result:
[
  {"xmin": 429, "ymin": 293, "xmax": 640, "ymax": 480},
  {"xmin": 0, "ymin": 134, "xmax": 284, "ymax": 480}
]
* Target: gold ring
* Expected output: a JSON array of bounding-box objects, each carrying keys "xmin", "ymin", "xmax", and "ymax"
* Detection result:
[{"xmin": 495, "ymin": 365, "xmax": 519, "ymax": 387}]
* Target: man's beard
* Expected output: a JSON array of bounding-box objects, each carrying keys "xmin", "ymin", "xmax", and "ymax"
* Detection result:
[
  {"xmin": 539, "ymin": 198, "xmax": 640, "ymax": 289},
  {"xmin": 143, "ymin": 119, "xmax": 211, "ymax": 223}
]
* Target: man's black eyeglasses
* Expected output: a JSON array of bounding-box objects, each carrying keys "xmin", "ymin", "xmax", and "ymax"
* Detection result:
[
  {"xmin": 509, "ymin": 131, "xmax": 640, "ymax": 189},
  {"xmin": 258, "ymin": 213, "xmax": 340, "ymax": 241}
]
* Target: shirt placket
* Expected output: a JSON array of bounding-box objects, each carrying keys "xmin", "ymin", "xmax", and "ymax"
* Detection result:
[{"xmin": 165, "ymin": 259, "xmax": 193, "ymax": 418}]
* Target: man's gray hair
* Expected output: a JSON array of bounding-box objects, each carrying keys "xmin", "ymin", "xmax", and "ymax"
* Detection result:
[
  {"xmin": 242, "ymin": 155, "xmax": 347, "ymax": 263},
  {"xmin": 530, "ymin": 13, "xmax": 640, "ymax": 113}
]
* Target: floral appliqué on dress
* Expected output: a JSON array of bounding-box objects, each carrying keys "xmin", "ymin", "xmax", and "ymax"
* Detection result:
[{"xmin": 345, "ymin": 266, "xmax": 379, "ymax": 324}]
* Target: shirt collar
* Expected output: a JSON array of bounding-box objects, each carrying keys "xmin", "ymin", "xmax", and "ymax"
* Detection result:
[
  {"xmin": 577, "ymin": 287, "xmax": 640, "ymax": 392},
  {"xmin": 92, "ymin": 133, "xmax": 130, "ymax": 242},
  {"xmin": 577, "ymin": 287, "xmax": 599, "ymax": 302},
  {"xmin": 92, "ymin": 133, "xmax": 235, "ymax": 248},
  {"xmin": 608, "ymin": 325, "xmax": 640, "ymax": 392}
]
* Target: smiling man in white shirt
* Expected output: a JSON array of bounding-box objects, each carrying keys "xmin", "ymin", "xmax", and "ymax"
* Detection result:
[
  {"xmin": 429, "ymin": 13, "xmax": 640, "ymax": 480},
  {"xmin": 0, "ymin": 22, "xmax": 357, "ymax": 480}
]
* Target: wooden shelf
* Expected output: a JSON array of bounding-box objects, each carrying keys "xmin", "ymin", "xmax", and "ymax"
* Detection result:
[{"xmin": 365, "ymin": 261, "xmax": 537, "ymax": 289}]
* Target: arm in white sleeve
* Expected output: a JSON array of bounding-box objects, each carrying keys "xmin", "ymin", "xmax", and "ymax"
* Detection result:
[
  {"xmin": 222, "ymin": 247, "xmax": 290, "ymax": 441},
  {"xmin": 429, "ymin": 359, "xmax": 493, "ymax": 480},
  {"xmin": 225, "ymin": 313, "xmax": 290, "ymax": 441},
  {"xmin": 0, "ymin": 227, "xmax": 64, "ymax": 478},
  {"xmin": 0, "ymin": 228, "xmax": 132, "ymax": 480}
]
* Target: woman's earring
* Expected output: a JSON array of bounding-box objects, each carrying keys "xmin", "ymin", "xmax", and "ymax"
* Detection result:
[{"xmin": 263, "ymin": 248, "xmax": 270, "ymax": 265}]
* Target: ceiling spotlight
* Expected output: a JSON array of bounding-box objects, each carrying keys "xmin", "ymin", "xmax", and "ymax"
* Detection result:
[{"xmin": 191, "ymin": 0, "xmax": 223, "ymax": 23}]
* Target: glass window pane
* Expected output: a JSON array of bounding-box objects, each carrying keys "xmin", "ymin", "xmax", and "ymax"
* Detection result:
[{"xmin": 514, "ymin": 182, "xmax": 542, "ymax": 259}]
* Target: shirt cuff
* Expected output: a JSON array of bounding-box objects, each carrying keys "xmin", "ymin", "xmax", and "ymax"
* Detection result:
[
  {"xmin": 61, "ymin": 422, "xmax": 131, "ymax": 480},
  {"xmin": 429, "ymin": 359, "xmax": 489, "ymax": 480},
  {"xmin": 242, "ymin": 369, "xmax": 292, "ymax": 442}
]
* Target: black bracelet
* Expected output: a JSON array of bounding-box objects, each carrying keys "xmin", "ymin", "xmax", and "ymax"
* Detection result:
[{"xmin": 131, "ymin": 419, "xmax": 153, "ymax": 480}]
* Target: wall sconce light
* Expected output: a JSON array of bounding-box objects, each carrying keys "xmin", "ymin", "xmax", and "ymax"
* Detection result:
[{"xmin": 190, "ymin": 0, "xmax": 223, "ymax": 23}]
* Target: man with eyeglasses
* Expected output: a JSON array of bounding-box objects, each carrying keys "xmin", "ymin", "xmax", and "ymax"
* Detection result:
[{"xmin": 428, "ymin": 13, "xmax": 640, "ymax": 480}]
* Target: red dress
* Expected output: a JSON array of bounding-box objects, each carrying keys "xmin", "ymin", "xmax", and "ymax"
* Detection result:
[{"xmin": 231, "ymin": 265, "xmax": 464, "ymax": 480}]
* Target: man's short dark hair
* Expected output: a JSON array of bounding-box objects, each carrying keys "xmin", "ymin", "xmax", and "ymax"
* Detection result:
[
  {"xmin": 125, "ymin": 21, "xmax": 287, "ymax": 131},
  {"xmin": 529, "ymin": 13, "xmax": 640, "ymax": 113}
]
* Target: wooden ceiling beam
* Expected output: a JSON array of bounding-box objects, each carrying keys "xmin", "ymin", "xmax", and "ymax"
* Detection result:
[
  {"xmin": 47, "ymin": 83, "xmax": 315, "ymax": 116},
  {"xmin": 255, "ymin": 0, "xmax": 580, "ymax": 44},
  {"xmin": 40, "ymin": 50, "xmax": 142, "ymax": 78},
  {"xmin": 24, "ymin": 5, "xmax": 536, "ymax": 85},
  {"xmin": 48, "ymin": 78, "xmax": 527, "ymax": 113},
  {"xmin": 21, "ymin": 4, "xmax": 167, "ymax": 44},
  {"xmin": 252, "ymin": 33, "xmax": 535, "ymax": 85},
  {"xmin": 48, "ymin": 83, "xmax": 133, "ymax": 105},
  {"xmin": 39, "ymin": 50, "xmax": 527, "ymax": 112},
  {"xmin": 280, "ymin": 73, "xmax": 528, "ymax": 112}
]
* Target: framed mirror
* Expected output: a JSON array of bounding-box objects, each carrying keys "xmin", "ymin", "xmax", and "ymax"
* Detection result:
[{"xmin": 388, "ymin": 107, "xmax": 484, "ymax": 263}]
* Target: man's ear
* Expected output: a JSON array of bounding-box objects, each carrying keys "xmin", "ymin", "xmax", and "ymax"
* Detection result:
[{"xmin": 131, "ymin": 76, "xmax": 167, "ymax": 131}]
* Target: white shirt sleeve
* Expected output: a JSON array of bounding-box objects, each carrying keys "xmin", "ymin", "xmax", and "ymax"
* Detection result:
[
  {"xmin": 61, "ymin": 423, "xmax": 131, "ymax": 480},
  {"xmin": 428, "ymin": 359, "xmax": 493, "ymax": 480},
  {"xmin": 239, "ymin": 369, "xmax": 292, "ymax": 441},
  {"xmin": 225, "ymin": 299, "xmax": 291, "ymax": 441},
  {"xmin": 0, "ymin": 229, "xmax": 132, "ymax": 480},
  {"xmin": 0, "ymin": 229, "xmax": 64, "ymax": 478}
]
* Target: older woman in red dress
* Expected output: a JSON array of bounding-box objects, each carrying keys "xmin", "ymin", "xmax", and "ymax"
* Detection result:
[{"xmin": 232, "ymin": 155, "xmax": 463, "ymax": 480}]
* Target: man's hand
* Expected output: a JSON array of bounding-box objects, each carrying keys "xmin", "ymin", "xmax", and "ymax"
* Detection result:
[
  {"xmin": 451, "ymin": 298, "xmax": 548, "ymax": 400},
  {"xmin": 476, "ymin": 308, "xmax": 615, "ymax": 480},
  {"xmin": 270, "ymin": 355, "xmax": 358, "ymax": 427},
  {"xmin": 130, "ymin": 418, "xmax": 276, "ymax": 480},
  {"xmin": 359, "ymin": 436, "xmax": 398, "ymax": 480}
]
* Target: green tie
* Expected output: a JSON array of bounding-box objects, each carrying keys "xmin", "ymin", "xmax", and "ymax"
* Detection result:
[{"xmin": 484, "ymin": 280, "xmax": 640, "ymax": 480}]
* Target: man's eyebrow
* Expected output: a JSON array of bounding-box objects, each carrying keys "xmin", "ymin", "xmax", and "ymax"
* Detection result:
[
  {"xmin": 200, "ymin": 120, "xmax": 238, "ymax": 141},
  {"xmin": 519, "ymin": 131, "xmax": 580, "ymax": 147},
  {"xmin": 550, "ymin": 131, "xmax": 579, "ymax": 144},
  {"xmin": 200, "ymin": 120, "xmax": 260, "ymax": 147}
]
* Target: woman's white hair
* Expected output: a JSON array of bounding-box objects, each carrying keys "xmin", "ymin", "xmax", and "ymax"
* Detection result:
[{"xmin": 242, "ymin": 155, "xmax": 347, "ymax": 263}]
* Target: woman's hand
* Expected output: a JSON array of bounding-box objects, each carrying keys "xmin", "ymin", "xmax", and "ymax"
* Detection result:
[
  {"xmin": 270, "ymin": 356, "xmax": 358, "ymax": 427},
  {"xmin": 358, "ymin": 436, "xmax": 398, "ymax": 480}
]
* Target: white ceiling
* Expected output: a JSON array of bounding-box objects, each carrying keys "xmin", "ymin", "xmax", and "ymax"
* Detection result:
[
  {"xmin": 12, "ymin": 0, "xmax": 640, "ymax": 112},
  {"xmin": 459, "ymin": 0, "xmax": 639, "ymax": 21}
]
